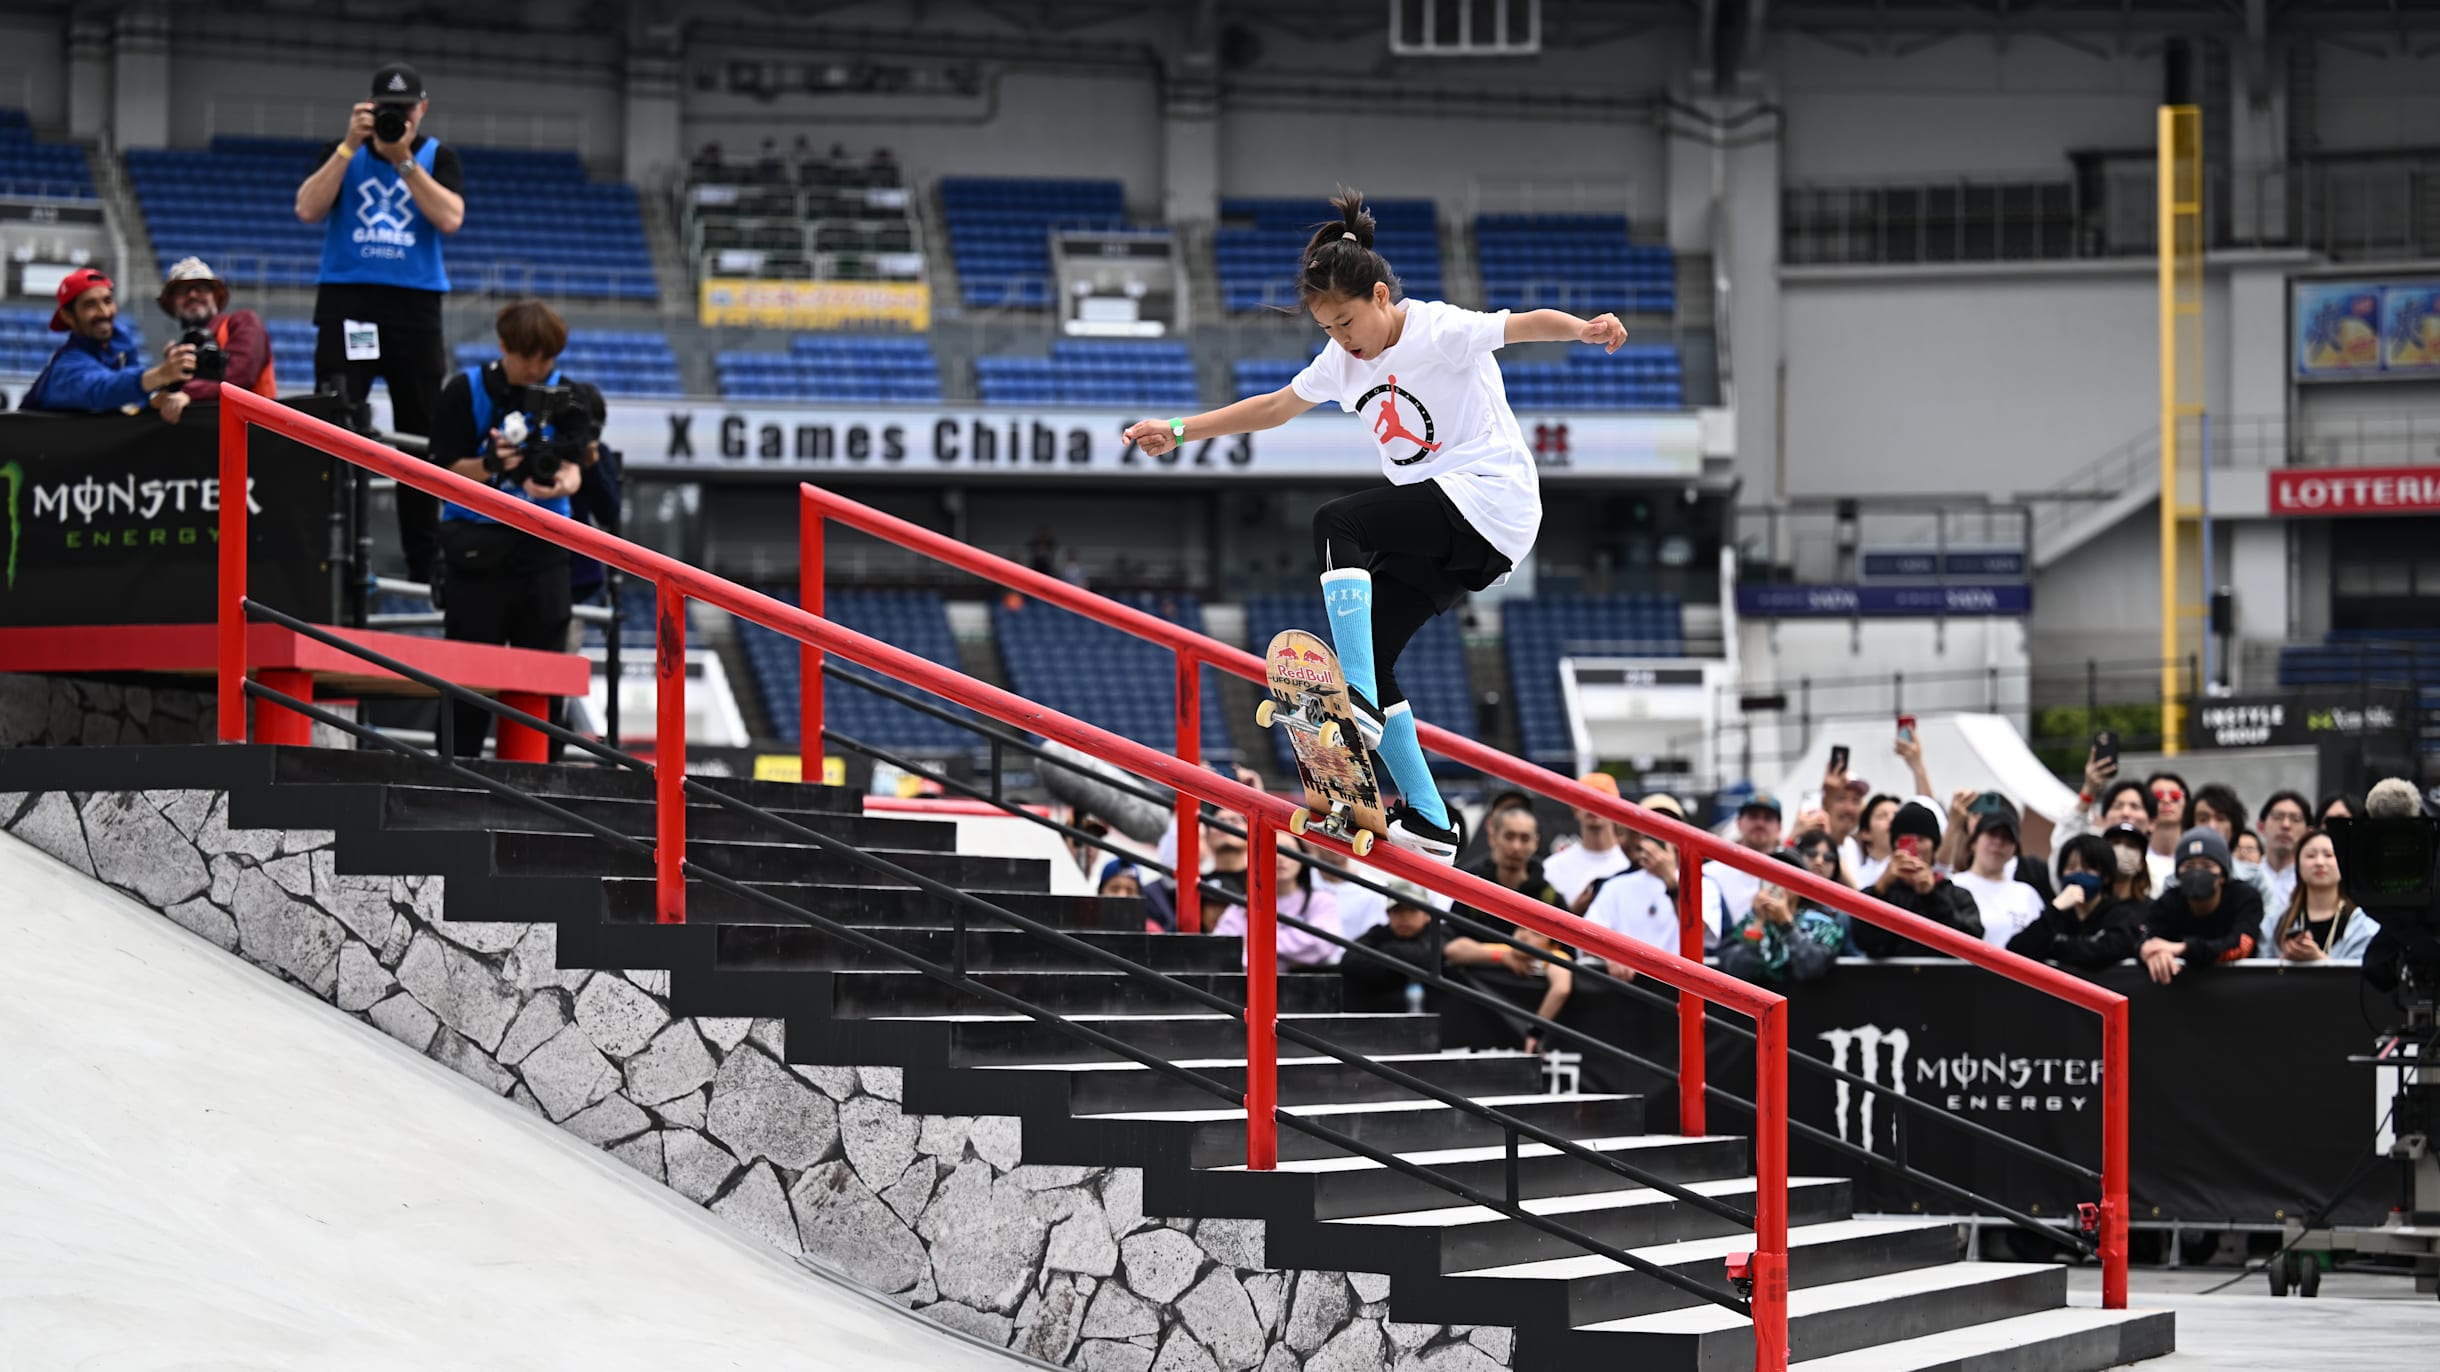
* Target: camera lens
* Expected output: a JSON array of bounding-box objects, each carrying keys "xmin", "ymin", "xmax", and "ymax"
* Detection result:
[{"xmin": 373, "ymin": 105, "xmax": 409, "ymax": 144}]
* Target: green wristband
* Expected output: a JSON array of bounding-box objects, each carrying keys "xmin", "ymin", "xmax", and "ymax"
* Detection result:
[{"xmin": 1169, "ymin": 417, "xmax": 1187, "ymax": 440}]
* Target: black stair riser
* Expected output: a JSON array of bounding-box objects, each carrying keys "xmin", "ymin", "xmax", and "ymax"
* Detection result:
[
  {"xmin": 911, "ymin": 1013, "xmax": 1443, "ymax": 1067},
  {"xmin": 1052, "ymin": 1053, "xmax": 1547, "ymax": 1116},
  {"xmin": 600, "ymin": 879, "xmax": 1155, "ymax": 932},
  {"xmin": 1410, "ymin": 1222, "xmax": 1966, "ymax": 1330},
  {"xmin": 490, "ymin": 828, "xmax": 1051, "ymax": 890},
  {"xmin": 378, "ymin": 785, "xmax": 952, "ymax": 850},
  {"xmin": 712, "ymin": 923, "xmax": 1246, "ymax": 976},
  {"xmin": 825, "ymin": 970, "xmax": 1345, "ymax": 1020},
  {"xmin": 1515, "ymin": 1264, "xmax": 2066, "ymax": 1372},
  {"xmin": 265, "ymin": 744, "xmax": 863, "ymax": 812},
  {"xmin": 1306, "ymin": 1137, "xmax": 1752, "ymax": 1219},
  {"xmin": 1183, "ymin": 1093, "xmax": 1650, "ymax": 1169},
  {"xmin": 1301, "ymin": 1180, "xmax": 1853, "ymax": 1276}
]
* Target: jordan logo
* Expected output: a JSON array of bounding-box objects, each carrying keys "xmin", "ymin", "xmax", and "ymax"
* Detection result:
[{"xmin": 1358, "ymin": 375, "xmax": 1440, "ymax": 467}]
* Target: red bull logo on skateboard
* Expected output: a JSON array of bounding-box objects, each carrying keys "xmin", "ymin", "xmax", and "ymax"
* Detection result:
[{"xmin": 1271, "ymin": 644, "xmax": 1335, "ymax": 688}]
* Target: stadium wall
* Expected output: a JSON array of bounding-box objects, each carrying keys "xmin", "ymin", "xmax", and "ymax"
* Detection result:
[
  {"xmin": 0, "ymin": 12, "xmax": 69, "ymax": 131},
  {"xmin": 2309, "ymin": 42, "xmax": 2440, "ymax": 153}
]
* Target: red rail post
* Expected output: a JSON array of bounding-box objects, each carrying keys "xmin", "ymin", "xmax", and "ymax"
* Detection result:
[
  {"xmin": 1675, "ymin": 842, "xmax": 1707, "ymax": 1135},
  {"xmin": 799, "ymin": 493, "xmax": 824, "ymax": 783},
  {"xmin": 252, "ymin": 670, "xmax": 315, "ymax": 745},
  {"xmin": 216, "ymin": 398, "xmax": 248, "ymax": 741},
  {"xmin": 1750, "ymin": 1001, "xmax": 1791, "ymax": 1370},
  {"xmin": 1244, "ymin": 813, "xmax": 1279, "ymax": 1170},
  {"xmin": 2100, "ymin": 998, "xmax": 2130, "ymax": 1309},
  {"xmin": 496, "ymin": 691, "xmax": 549, "ymax": 762},
  {"xmin": 655, "ymin": 578, "xmax": 687, "ymax": 924},
  {"xmin": 1174, "ymin": 648, "xmax": 1203, "ymax": 935}
]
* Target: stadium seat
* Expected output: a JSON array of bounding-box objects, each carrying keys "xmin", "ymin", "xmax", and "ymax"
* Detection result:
[
  {"xmin": 459, "ymin": 330, "xmax": 684, "ymax": 399},
  {"xmin": 124, "ymin": 137, "xmax": 657, "ymax": 302},
  {"xmin": 735, "ymin": 590, "xmax": 975, "ymax": 751},
  {"xmin": 975, "ymin": 338, "xmax": 1198, "ymax": 410},
  {"xmin": 937, "ymin": 177, "xmax": 1127, "ymax": 310},
  {"xmin": 1214, "ymin": 199, "xmax": 1442, "ymax": 314},
  {"xmin": 1502, "ymin": 594, "xmax": 1684, "ymax": 767},
  {"xmin": 1499, "ymin": 345, "xmax": 1685, "ymax": 411},
  {"xmin": 0, "ymin": 108, "xmax": 96, "ymax": 199},
  {"xmin": 1475, "ymin": 213, "xmax": 1674, "ymax": 317},
  {"xmin": 715, "ymin": 335, "xmax": 943, "ymax": 404},
  {"xmin": 992, "ymin": 593, "xmax": 1231, "ymax": 756}
]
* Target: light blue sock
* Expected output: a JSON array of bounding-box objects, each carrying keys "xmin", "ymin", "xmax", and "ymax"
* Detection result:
[
  {"xmin": 1378, "ymin": 702, "xmax": 1449, "ymax": 828},
  {"xmin": 1320, "ymin": 569, "xmax": 1378, "ymax": 702}
]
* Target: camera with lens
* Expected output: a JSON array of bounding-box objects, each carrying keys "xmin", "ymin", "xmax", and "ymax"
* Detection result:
[
  {"xmin": 372, "ymin": 100, "xmax": 414, "ymax": 146},
  {"xmin": 179, "ymin": 327, "xmax": 227, "ymax": 382},
  {"xmin": 491, "ymin": 383, "xmax": 598, "ymax": 487}
]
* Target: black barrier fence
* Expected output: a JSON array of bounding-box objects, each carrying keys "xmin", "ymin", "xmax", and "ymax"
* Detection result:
[
  {"xmin": 1494, "ymin": 959, "xmax": 2403, "ymax": 1229},
  {"xmin": 0, "ymin": 401, "xmax": 348, "ymax": 627}
]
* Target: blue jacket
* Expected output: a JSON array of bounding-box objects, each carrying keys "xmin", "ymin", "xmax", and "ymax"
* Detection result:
[{"xmin": 19, "ymin": 326, "xmax": 150, "ymax": 414}]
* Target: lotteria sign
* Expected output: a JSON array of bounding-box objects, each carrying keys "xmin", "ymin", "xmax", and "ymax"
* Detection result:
[
  {"xmin": 593, "ymin": 404, "xmax": 1704, "ymax": 479},
  {"xmin": 2269, "ymin": 465, "xmax": 2440, "ymax": 516}
]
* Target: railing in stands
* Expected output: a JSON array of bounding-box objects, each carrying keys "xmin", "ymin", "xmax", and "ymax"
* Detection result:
[
  {"xmin": 795, "ymin": 480, "xmax": 2133, "ymax": 1312},
  {"xmin": 212, "ymin": 388, "xmax": 1795, "ymax": 1365}
]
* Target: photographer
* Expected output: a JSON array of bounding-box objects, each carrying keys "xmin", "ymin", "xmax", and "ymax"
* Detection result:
[
  {"xmin": 148, "ymin": 258, "xmax": 274, "ymax": 425},
  {"xmin": 429, "ymin": 300, "xmax": 597, "ymax": 757},
  {"xmin": 295, "ymin": 61, "xmax": 465, "ymax": 583},
  {"xmin": 18, "ymin": 269, "xmax": 194, "ymax": 413}
]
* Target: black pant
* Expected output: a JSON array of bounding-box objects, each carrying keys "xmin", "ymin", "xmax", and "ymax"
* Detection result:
[
  {"xmin": 439, "ymin": 522, "xmax": 571, "ymax": 757},
  {"xmin": 316, "ymin": 322, "xmax": 448, "ymax": 583},
  {"xmin": 1311, "ymin": 483, "xmax": 1507, "ymax": 711}
]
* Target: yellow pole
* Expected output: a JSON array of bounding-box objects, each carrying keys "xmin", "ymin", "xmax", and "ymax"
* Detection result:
[{"xmin": 2158, "ymin": 106, "xmax": 2202, "ymax": 755}]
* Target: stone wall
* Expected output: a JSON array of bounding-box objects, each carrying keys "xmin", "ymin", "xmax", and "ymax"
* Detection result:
[
  {"xmin": 0, "ymin": 786, "xmax": 1511, "ymax": 1372},
  {"xmin": 0, "ymin": 674, "xmax": 355, "ymax": 751}
]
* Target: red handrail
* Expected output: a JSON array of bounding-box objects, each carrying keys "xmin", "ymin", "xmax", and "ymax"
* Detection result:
[
  {"xmin": 796, "ymin": 479, "xmax": 2130, "ymax": 1312},
  {"xmin": 215, "ymin": 391, "xmax": 1796, "ymax": 1367}
]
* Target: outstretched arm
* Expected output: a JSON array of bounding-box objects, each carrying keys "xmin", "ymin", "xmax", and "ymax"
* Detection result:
[
  {"xmin": 1504, "ymin": 309, "xmax": 1627, "ymax": 351},
  {"xmin": 1124, "ymin": 385, "xmax": 1317, "ymax": 457}
]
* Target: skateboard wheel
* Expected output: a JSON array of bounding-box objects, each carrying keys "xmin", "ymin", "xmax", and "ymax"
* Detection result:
[
  {"xmin": 1317, "ymin": 720, "xmax": 1342, "ymax": 750},
  {"xmin": 1256, "ymin": 699, "xmax": 1277, "ymax": 729},
  {"xmin": 1287, "ymin": 807, "xmax": 1312, "ymax": 836},
  {"xmin": 1350, "ymin": 830, "xmax": 1375, "ymax": 856}
]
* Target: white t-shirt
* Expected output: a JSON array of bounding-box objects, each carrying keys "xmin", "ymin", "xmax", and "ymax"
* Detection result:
[
  {"xmin": 1585, "ymin": 868, "xmax": 1724, "ymax": 954},
  {"xmin": 1950, "ymin": 869, "xmax": 2047, "ymax": 948},
  {"xmin": 2261, "ymin": 858, "xmax": 2298, "ymax": 916},
  {"xmin": 1327, "ymin": 876, "xmax": 1391, "ymax": 939},
  {"xmin": 1543, "ymin": 841, "xmax": 1631, "ymax": 909},
  {"xmin": 1703, "ymin": 858, "xmax": 1764, "ymax": 931},
  {"xmin": 1292, "ymin": 299, "xmax": 1540, "ymax": 574}
]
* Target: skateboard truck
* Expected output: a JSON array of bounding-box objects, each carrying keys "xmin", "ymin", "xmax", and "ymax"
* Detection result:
[
  {"xmin": 1287, "ymin": 802, "xmax": 1376, "ymax": 856},
  {"xmin": 1255, "ymin": 694, "xmax": 1375, "ymax": 857}
]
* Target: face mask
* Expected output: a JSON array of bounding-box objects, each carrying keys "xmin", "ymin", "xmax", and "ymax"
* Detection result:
[
  {"xmin": 2065, "ymin": 872, "xmax": 2105, "ymax": 896},
  {"xmin": 2113, "ymin": 846, "xmax": 2145, "ymax": 877},
  {"xmin": 2177, "ymin": 868, "xmax": 2220, "ymax": 902}
]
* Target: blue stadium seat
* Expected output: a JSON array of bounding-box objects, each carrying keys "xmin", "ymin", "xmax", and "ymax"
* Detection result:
[
  {"xmin": 124, "ymin": 137, "xmax": 656, "ymax": 302},
  {"xmin": 460, "ymin": 329, "xmax": 684, "ymax": 398},
  {"xmin": 735, "ymin": 589, "xmax": 975, "ymax": 751},
  {"xmin": 0, "ymin": 108, "xmax": 96, "ymax": 199},
  {"xmin": 1499, "ymin": 344, "xmax": 1685, "ymax": 412},
  {"xmin": 715, "ymin": 334, "xmax": 942, "ymax": 403},
  {"xmin": 1243, "ymin": 595, "xmax": 1476, "ymax": 777},
  {"xmin": 1475, "ymin": 213, "xmax": 1674, "ymax": 317},
  {"xmin": 976, "ymin": 338, "xmax": 1198, "ymax": 409},
  {"xmin": 1214, "ymin": 198, "xmax": 1442, "ymax": 314},
  {"xmin": 993, "ymin": 593, "xmax": 1231, "ymax": 756},
  {"xmin": 1502, "ymin": 595, "xmax": 1684, "ymax": 767},
  {"xmin": 938, "ymin": 177, "xmax": 1129, "ymax": 310},
  {"xmin": 0, "ymin": 306, "xmax": 145, "ymax": 374}
]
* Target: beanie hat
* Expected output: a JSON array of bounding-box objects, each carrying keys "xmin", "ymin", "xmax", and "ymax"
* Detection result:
[
  {"xmin": 2174, "ymin": 826, "xmax": 2233, "ymax": 878},
  {"xmin": 1890, "ymin": 801, "xmax": 1943, "ymax": 847}
]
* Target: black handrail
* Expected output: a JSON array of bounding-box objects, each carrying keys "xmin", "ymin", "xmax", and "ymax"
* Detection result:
[{"xmin": 235, "ymin": 597, "xmax": 1756, "ymax": 1313}]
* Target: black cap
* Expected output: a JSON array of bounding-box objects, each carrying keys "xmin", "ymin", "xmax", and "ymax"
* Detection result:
[
  {"xmin": 1890, "ymin": 801, "xmax": 1943, "ymax": 847},
  {"xmin": 371, "ymin": 62, "xmax": 426, "ymax": 103}
]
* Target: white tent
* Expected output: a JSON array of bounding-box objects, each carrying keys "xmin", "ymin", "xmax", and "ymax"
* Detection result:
[{"xmin": 1768, "ymin": 712, "xmax": 2081, "ymax": 851}]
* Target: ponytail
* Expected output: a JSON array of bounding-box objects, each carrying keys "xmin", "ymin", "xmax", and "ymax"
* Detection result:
[{"xmin": 1295, "ymin": 186, "xmax": 1400, "ymax": 308}]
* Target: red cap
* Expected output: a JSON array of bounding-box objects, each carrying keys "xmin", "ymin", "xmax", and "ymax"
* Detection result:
[{"xmin": 50, "ymin": 267, "xmax": 112, "ymax": 332}]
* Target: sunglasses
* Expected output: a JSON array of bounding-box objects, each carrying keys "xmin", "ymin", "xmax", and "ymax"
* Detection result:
[{"xmin": 2151, "ymin": 787, "xmax": 2186, "ymax": 803}]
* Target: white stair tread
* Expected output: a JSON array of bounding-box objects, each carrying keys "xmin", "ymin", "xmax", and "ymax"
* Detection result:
[
  {"xmin": 1083, "ymin": 1092, "xmax": 1634, "ymax": 1123},
  {"xmin": 1791, "ymin": 1306, "xmax": 2169, "ymax": 1371},
  {"xmin": 980, "ymin": 1050, "xmax": 1533, "ymax": 1074},
  {"xmin": 1217, "ymin": 1134, "xmax": 1735, "ymax": 1174},
  {"xmin": 1325, "ymin": 1176, "xmax": 1845, "ymax": 1228},
  {"xmin": 1586, "ymin": 1261, "xmax": 2057, "ymax": 1335},
  {"xmin": 1460, "ymin": 1217, "xmax": 1957, "ymax": 1281}
]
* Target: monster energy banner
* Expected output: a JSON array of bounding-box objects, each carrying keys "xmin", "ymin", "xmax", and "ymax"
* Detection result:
[
  {"xmin": 0, "ymin": 408, "xmax": 335, "ymax": 627},
  {"xmin": 1550, "ymin": 961, "xmax": 2397, "ymax": 1226}
]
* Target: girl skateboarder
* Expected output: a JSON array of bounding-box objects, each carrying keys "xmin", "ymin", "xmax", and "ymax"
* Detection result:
[{"xmin": 1126, "ymin": 189, "xmax": 1626, "ymax": 863}]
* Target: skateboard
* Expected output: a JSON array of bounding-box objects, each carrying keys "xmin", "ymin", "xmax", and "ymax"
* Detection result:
[{"xmin": 1257, "ymin": 629, "xmax": 1385, "ymax": 857}]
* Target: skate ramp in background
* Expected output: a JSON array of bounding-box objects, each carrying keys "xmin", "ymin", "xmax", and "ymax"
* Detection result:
[
  {"xmin": 0, "ymin": 832, "xmax": 1029, "ymax": 1372},
  {"xmin": 1769, "ymin": 712, "xmax": 2081, "ymax": 846}
]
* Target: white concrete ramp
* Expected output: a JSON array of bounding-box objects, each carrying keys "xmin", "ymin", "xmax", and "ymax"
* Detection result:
[{"xmin": 0, "ymin": 831, "xmax": 1026, "ymax": 1372}]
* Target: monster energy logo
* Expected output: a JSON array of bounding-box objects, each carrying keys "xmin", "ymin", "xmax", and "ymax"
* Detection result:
[{"xmin": 1, "ymin": 461, "xmax": 19, "ymax": 588}]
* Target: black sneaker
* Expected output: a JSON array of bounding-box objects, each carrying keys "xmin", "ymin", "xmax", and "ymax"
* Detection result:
[
  {"xmin": 1386, "ymin": 803, "xmax": 1460, "ymax": 864},
  {"xmin": 1345, "ymin": 685, "xmax": 1387, "ymax": 752}
]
